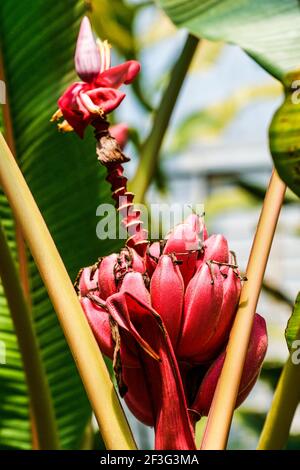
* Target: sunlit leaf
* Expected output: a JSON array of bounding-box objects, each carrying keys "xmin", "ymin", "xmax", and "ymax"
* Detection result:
[
  {"xmin": 157, "ymin": 0, "xmax": 300, "ymax": 81},
  {"xmin": 269, "ymin": 75, "xmax": 300, "ymax": 197},
  {"xmin": 285, "ymin": 292, "xmax": 300, "ymax": 352}
]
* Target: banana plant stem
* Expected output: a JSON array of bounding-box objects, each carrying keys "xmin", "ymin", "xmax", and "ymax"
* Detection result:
[
  {"xmin": 129, "ymin": 34, "xmax": 199, "ymax": 203},
  {"xmin": 0, "ymin": 222, "xmax": 59, "ymax": 449},
  {"xmin": 258, "ymin": 342, "xmax": 300, "ymax": 449},
  {"xmin": 0, "ymin": 133, "xmax": 136, "ymax": 450},
  {"xmin": 201, "ymin": 169, "xmax": 286, "ymax": 450}
]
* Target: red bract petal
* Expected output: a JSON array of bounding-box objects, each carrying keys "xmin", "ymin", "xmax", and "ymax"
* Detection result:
[
  {"xmin": 107, "ymin": 292, "xmax": 196, "ymax": 450},
  {"xmin": 163, "ymin": 223, "xmax": 201, "ymax": 287},
  {"xmin": 190, "ymin": 313, "xmax": 267, "ymax": 419},
  {"xmin": 96, "ymin": 60, "xmax": 140, "ymax": 89},
  {"xmin": 177, "ymin": 263, "xmax": 223, "ymax": 362},
  {"xmin": 98, "ymin": 253, "xmax": 118, "ymax": 300},
  {"xmin": 58, "ymin": 82, "xmax": 90, "ymax": 138},
  {"xmin": 146, "ymin": 241, "xmax": 161, "ymax": 277},
  {"xmin": 80, "ymin": 296, "xmax": 139, "ymax": 368},
  {"xmin": 75, "ymin": 16, "xmax": 101, "ymax": 83},
  {"xmin": 123, "ymin": 366, "xmax": 155, "ymax": 427},
  {"xmin": 128, "ymin": 247, "xmax": 145, "ymax": 273},
  {"xmin": 107, "ymin": 289, "xmax": 159, "ymax": 362},
  {"xmin": 203, "ymin": 234, "xmax": 229, "ymax": 263},
  {"xmin": 150, "ymin": 255, "xmax": 184, "ymax": 347},
  {"xmin": 189, "ymin": 267, "xmax": 241, "ymax": 363},
  {"xmin": 109, "ymin": 123, "xmax": 129, "ymax": 150},
  {"xmin": 120, "ymin": 272, "xmax": 151, "ymax": 307},
  {"xmin": 80, "ymin": 297, "xmax": 114, "ymax": 360},
  {"xmin": 85, "ymin": 87, "xmax": 125, "ymax": 114},
  {"xmin": 78, "ymin": 266, "xmax": 98, "ymax": 297}
]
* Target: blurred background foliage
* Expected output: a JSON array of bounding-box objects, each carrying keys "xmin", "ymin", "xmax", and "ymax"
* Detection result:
[{"xmin": 0, "ymin": 0, "xmax": 299, "ymax": 450}]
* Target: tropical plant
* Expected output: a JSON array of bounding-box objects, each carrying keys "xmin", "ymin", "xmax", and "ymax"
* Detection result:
[{"xmin": 0, "ymin": 0, "xmax": 299, "ymax": 452}]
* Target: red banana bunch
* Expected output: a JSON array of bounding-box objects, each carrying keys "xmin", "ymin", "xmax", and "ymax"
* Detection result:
[{"xmin": 78, "ymin": 214, "xmax": 267, "ymax": 450}]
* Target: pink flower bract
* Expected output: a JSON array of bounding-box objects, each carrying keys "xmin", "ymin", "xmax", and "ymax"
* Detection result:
[{"xmin": 52, "ymin": 17, "xmax": 140, "ymax": 138}]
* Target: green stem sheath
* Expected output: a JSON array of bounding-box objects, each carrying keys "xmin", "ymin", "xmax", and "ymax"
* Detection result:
[
  {"xmin": 258, "ymin": 347, "xmax": 300, "ymax": 449},
  {"xmin": 129, "ymin": 34, "xmax": 199, "ymax": 203},
  {"xmin": 0, "ymin": 222, "xmax": 59, "ymax": 449}
]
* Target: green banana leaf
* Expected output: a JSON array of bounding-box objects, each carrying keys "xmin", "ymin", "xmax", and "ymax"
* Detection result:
[
  {"xmin": 269, "ymin": 80, "xmax": 300, "ymax": 198},
  {"xmin": 156, "ymin": 0, "xmax": 300, "ymax": 81},
  {"xmin": 157, "ymin": 0, "xmax": 300, "ymax": 197},
  {"xmin": 0, "ymin": 0, "xmax": 120, "ymax": 449}
]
